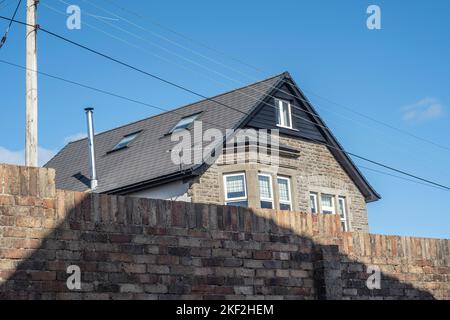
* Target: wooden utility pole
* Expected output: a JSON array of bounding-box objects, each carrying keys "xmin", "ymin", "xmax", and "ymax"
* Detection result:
[{"xmin": 25, "ymin": 0, "xmax": 38, "ymax": 167}]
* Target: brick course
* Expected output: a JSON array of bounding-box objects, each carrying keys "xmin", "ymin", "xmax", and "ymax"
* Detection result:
[{"xmin": 0, "ymin": 164, "xmax": 449, "ymax": 300}]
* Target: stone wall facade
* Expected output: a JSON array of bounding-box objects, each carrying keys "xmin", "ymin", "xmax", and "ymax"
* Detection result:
[
  {"xmin": 189, "ymin": 135, "xmax": 369, "ymax": 232},
  {"xmin": 0, "ymin": 164, "xmax": 449, "ymax": 300}
]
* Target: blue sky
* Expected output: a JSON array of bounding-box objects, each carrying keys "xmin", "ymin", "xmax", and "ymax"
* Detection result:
[{"xmin": 0, "ymin": 0, "xmax": 449, "ymax": 238}]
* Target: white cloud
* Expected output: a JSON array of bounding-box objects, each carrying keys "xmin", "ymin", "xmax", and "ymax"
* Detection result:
[
  {"xmin": 0, "ymin": 132, "xmax": 88, "ymax": 168},
  {"xmin": 402, "ymin": 98, "xmax": 444, "ymax": 123},
  {"xmin": 0, "ymin": 147, "xmax": 24, "ymax": 166},
  {"xmin": 0, "ymin": 146, "xmax": 57, "ymax": 167},
  {"xmin": 64, "ymin": 132, "xmax": 87, "ymax": 144}
]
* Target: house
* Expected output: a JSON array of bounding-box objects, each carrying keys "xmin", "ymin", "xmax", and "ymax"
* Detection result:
[{"xmin": 45, "ymin": 72, "xmax": 380, "ymax": 232}]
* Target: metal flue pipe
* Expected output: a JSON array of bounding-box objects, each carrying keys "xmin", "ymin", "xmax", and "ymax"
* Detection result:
[{"xmin": 84, "ymin": 107, "xmax": 98, "ymax": 190}]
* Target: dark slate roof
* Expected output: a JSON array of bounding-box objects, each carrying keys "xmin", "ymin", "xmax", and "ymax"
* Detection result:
[
  {"xmin": 45, "ymin": 73, "xmax": 283, "ymax": 193},
  {"xmin": 45, "ymin": 72, "xmax": 380, "ymax": 202}
]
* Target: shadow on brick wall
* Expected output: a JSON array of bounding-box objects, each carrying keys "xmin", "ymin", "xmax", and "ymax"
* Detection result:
[{"xmin": 0, "ymin": 189, "xmax": 438, "ymax": 300}]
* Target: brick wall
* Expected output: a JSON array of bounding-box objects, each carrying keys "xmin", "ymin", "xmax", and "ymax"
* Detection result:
[
  {"xmin": 0, "ymin": 164, "xmax": 449, "ymax": 300},
  {"xmin": 189, "ymin": 136, "xmax": 370, "ymax": 232}
]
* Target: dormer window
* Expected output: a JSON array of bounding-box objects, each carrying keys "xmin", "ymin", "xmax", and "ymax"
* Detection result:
[
  {"xmin": 169, "ymin": 113, "xmax": 201, "ymax": 133},
  {"xmin": 275, "ymin": 99, "xmax": 293, "ymax": 129},
  {"xmin": 111, "ymin": 131, "xmax": 141, "ymax": 152}
]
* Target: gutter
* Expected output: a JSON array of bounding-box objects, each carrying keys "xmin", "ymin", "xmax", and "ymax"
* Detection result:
[{"xmin": 105, "ymin": 167, "xmax": 197, "ymax": 195}]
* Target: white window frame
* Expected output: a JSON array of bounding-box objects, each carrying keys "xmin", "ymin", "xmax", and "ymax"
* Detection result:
[
  {"xmin": 169, "ymin": 113, "xmax": 200, "ymax": 133},
  {"xmin": 320, "ymin": 194, "xmax": 335, "ymax": 214},
  {"xmin": 275, "ymin": 99, "xmax": 293, "ymax": 129},
  {"xmin": 111, "ymin": 131, "xmax": 141, "ymax": 151},
  {"xmin": 338, "ymin": 196, "xmax": 349, "ymax": 231},
  {"xmin": 223, "ymin": 172, "xmax": 247, "ymax": 203},
  {"xmin": 258, "ymin": 173, "xmax": 274, "ymax": 209},
  {"xmin": 309, "ymin": 192, "xmax": 318, "ymax": 214},
  {"xmin": 277, "ymin": 176, "xmax": 292, "ymax": 210}
]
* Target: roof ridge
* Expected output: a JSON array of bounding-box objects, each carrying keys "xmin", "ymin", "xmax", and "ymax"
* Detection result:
[{"xmin": 67, "ymin": 72, "xmax": 287, "ymax": 144}]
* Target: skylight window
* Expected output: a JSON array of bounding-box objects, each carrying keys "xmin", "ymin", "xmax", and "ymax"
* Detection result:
[
  {"xmin": 111, "ymin": 131, "xmax": 141, "ymax": 151},
  {"xmin": 169, "ymin": 113, "xmax": 200, "ymax": 133}
]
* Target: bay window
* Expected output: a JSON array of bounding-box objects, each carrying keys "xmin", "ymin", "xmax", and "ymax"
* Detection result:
[
  {"xmin": 338, "ymin": 196, "xmax": 349, "ymax": 231},
  {"xmin": 320, "ymin": 194, "xmax": 335, "ymax": 214},
  {"xmin": 258, "ymin": 174, "xmax": 274, "ymax": 209},
  {"xmin": 277, "ymin": 176, "xmax": 292, "ymax": 211},
  {"xmin": 309, "ymin": 192, "xmax": 318, "ymax": 214}
]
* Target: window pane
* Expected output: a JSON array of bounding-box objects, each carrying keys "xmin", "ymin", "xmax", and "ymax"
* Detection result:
[
  {"xmin": 282, "ymin": 101, "xmax": 291, "ymax": 127},
  {"xmin": 280, "ymin": 203, "xmax": 291, "ymax": 211},
  {"xmin": 321, "ymin": 194, "xmax": 334, "ymax": 214},
  {"xmin": 277, "ymin": 178, "xmax": 290, "ymax": 202},
  {"xmin": 310, "ymin": 194, "xmax": 317, "ymax": 214},
  {"xmin": 226, "ymin": 201, "xmax": 248, "ymax": 208},
  {"xmin": 338, "ymin": 198, "xmax": 346, "ymax": 219},
  {"xmin": 258, "ymin": 175, "xmax": 272, "ymax": 199},
  {"xmin": 226, "ymin": 175, "xmax": 245, "ymax": 199},
  {"xmin": 321, "ymin": 194, "xmax": 332, "ymax": 207},
  {"xmin": 171, "ymin": 114, "xmax": 199, "ymax": 132},
  {"xmin": 260, "ymin": 201, "xmax": 273, "ymax": 209},
  {"xmin": 275, "ymin": 99, "xmax": 281, "ymax": 125},
  {"xmin": 112, "ymin": 132, "xmax": 140, "ymax": 151}
]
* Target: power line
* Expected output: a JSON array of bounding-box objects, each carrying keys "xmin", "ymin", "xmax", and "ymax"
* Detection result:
[
  {"xmin": 336, "ymin": 146, "xmax": 450, "ymax": 191},
  {"xmin": 358, "ymin": 165, "xmax": 450, "ymax": 192},
  {"xmin": 3, "ymin": 55, "xmax": 448, "ymax": 194},
  {"xmin": 60, "ymin": 0, "xmax": 450, "ymax": 177},
  {"xmin": 72, "ymin": 4, "xmax": 450, "ymax": 186},
  {"xmin": 40, "ymin": 3, "xmax": 343, "ymax": 136},
  {"xmin": 76, "ymin": 0, "xmax": 268, "ymax": 85},
  {"xmin": 54, "ymin": 0, "xmax": 339, "ymax": 126},
  {"xmin": 100, "ymin": 0, "xmax": 266, "ymax": 75},
  {"xmin": 0, "ymin": 58, "xmax": 236, "ymax": 133},
  {"xmin": 305, "ymin": 91, "xmax": 450, "ymax": 152},
  {"xmin": 52, "ymin": 0, "xmax": 450, "ymax": 168},
  {"xmin": 0, "ymin": 0, "xmax": 21, "ymax": 49},
  {"xmin": 0, "ymin": 14, "xmax": 360, "ymax": 142},
  {"xmin": 41, "ymin": 2, "xmax": 229, "ymax": 88},
  {"xmin": 310, "ymin": 108, "xmax": 450, "ymax": 180},
  {"xmin": 1, "ymin": 15, "xmax": 449, "ymax": 192},
  {"xmin": 2, "ymin": 57, "xmax": 449, "ymax": 193},
  {"xmin": 0, "ymin": 59, "xmax": 167, "ymax": 112},
  {"xmin": 98, "ymin": 0, "xmax": 450, "ymax": 153}
]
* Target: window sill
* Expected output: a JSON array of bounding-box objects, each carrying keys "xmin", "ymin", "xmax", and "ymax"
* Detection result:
[{"xmin": 276, "ymin": 124, "xmax": 299, "ymax": 131}]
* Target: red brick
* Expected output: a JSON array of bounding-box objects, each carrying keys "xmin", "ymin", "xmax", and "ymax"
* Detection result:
[
  {"xmin": 15, "ymin": 216, "xmax": 41, "ymax": 228},
  {"xmin": 253, "ymin": 250, "xmax": 272, "ymax": 260},
  {"xmin": 42, "ymin": 199, "xmax": 56, "ymax": 210},
  {"xmin": 109, "ymin": 234, "xmax": 132, "ymax": 243},
  {"xmin": 30, "ymin": 271, "xmax": 57, "ymax": 281},
  {"xmin": 157, "ymin": 255, "xmax": 179, "ymax": 265},
  {"xmin": 1, "ymin": 248, "xmax": 32, "ymax": 259},
  {"xmin": 171, "ymin": 201, "xmax": 186, "ymax": 227},
  {"xmin": 10, "ymin": 238, "xmax": 41, "ymax": 249},
  {"xmin": 3, "ymin": 227, "xmax": 27, "ymax": 238},
  {"xmin": 0, "ymin": 195, "xmax": 14, "ymax": 206},
  {"xmin": 15, "ymin": 196, "xmax": 39, "ymax": 207}
]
